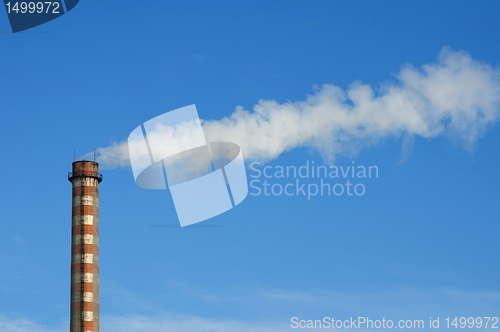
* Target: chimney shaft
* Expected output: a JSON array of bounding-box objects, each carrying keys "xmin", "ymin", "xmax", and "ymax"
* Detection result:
[{"xmin": 69, "ymin": 161, "xmax": 102, "ymax": 332}]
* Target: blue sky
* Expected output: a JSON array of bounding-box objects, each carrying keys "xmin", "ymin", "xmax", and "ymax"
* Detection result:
[{"xmin": 1, "ymin": 1, "xmax": 500, "ymax": 331}]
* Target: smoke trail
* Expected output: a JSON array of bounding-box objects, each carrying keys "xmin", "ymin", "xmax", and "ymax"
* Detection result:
[{"xmin": 83, "ymin": 48, "xmax": 500, "ymax": 169}]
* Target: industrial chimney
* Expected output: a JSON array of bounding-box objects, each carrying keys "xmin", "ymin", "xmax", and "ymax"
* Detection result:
[{"xmin": 68, "ymin": 161, "xmax": 102, "ymax": 332}]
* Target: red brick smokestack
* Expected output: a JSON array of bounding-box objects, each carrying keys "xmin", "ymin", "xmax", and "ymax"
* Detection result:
[{"xmin": 68, "ymin": 161, "xmax": 102, "ymax": 332}]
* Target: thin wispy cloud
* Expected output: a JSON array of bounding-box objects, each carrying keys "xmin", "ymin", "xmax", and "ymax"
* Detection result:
[
  {"xmin": 0, "ymin": 315, "xmax": 65, "ymax": 332},
  {"xmin": 253, "ymin": 287, "xmax": 500, "ymax": 318},
  {"xmin": 84, "ymin": 47, "xmax": 500, "ymax": 169},
  {"xmin": 159, "ymin": 282, "xmax": 500, "ymax": 318},
  {"xmin": 101, "ymin": 314, "xmax": 287, "ymax": 332}
]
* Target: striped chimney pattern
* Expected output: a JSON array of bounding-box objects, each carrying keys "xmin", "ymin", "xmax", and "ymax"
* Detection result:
[{"xmin": 69, "ymin": 161, "xmax": 102, "ymax": 332}]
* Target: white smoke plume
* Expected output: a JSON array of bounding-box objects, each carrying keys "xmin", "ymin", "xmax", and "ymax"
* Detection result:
[{"xmin": 84, "ymin": 48, "xmax": 500, "ymax": 169}]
